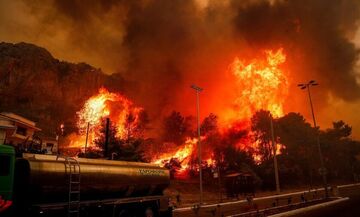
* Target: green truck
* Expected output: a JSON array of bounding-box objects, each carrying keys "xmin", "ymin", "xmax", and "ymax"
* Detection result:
[
  {"xmin": 0, "ymin": 144, "xmax": 171, "ymax": 217},
  {"xmin": 0, "ymin": 145, "xmax": 15, "ymax": 213}
]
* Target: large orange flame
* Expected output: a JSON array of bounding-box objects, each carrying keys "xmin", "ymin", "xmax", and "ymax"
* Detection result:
[
  {"xmin": 68, "ymin": 87, "xmax": 143, "ymax": 149},
  {"xmin": 68, "ymin": 48, "xmax": 289, "ymax": 174},
  {"xmin": 223, "ymin": 48, "xmax": 288, "ymax": 123},
  {"xmin": 152, "ymin": 48, "xmax": 289, "ymax": 170},
  {"xmin": 153, "ymin": 137, "xmax": 198, "ymax": 170}
]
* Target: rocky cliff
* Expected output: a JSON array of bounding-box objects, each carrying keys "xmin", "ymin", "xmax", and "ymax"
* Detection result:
[{"xmin": 0, "ymin": 42, "xmax": 125, "ymax": 136}]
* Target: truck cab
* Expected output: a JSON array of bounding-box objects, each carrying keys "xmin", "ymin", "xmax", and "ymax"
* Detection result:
[{"xmin": 0, "ymin": 145, "xmax": 15, "ymax": 213}]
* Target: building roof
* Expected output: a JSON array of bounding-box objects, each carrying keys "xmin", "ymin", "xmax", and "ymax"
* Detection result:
[
  {"xmin": 0, "ymin": 125, "xmax": 16, "ymax": 130},
  {"xmin": 0, "ymin": 112, "xmax": 41, "ymax": 131}
]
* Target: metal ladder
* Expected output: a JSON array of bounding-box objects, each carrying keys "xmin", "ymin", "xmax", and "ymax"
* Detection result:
[{"xmin": 63, "ymin": 157, "xmax": 81, "ymax": 217}]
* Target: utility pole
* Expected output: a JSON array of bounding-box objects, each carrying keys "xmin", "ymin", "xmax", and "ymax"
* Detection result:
[
  {"xmin": 218, "ymin": 166, "xmax": 222, "ymax": 202},
  {"xmin": 84, "ymin": 122, "xmax": 90, "ymax": 156},
  {"xmin": 298, "ymin": 80, "xmax": 328, "ymax": 198},
  {"xmin": 104, "ymin": 118, "xmax": 110, "ymax": 159},
  {"xmin": 270, "ymin": 116, "xmax": 280, "ymax": 194},
  {"xmin": 191, "ymin": 84, "xmax": 204, "ymax": 204}
]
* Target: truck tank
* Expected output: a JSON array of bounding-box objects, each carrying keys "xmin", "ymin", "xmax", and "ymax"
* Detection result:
[{"xmin": 13, "ymin": 154, "xmax": 170, "ymax": 205}]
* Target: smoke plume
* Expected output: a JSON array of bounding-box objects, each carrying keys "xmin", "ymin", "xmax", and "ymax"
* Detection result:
[{"xmin": 1, "ymin": 0, "xmax": 360, "ymax": 135}]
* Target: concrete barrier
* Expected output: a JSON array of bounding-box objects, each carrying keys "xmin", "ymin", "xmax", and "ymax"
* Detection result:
[{"xmin": 268, "ymin": 197, "xmax": 349, "ymax": 217}]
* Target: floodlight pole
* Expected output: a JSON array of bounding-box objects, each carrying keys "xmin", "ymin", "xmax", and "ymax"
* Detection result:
[
  {"xmin": 191, "ymin": 84, "xmax": 203, "ymax": 205},
  {"xmin": 298, "ymin": 81, "xmax": 328, "ymax": 198}
]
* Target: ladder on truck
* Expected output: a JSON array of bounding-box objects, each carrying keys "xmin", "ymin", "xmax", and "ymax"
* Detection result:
[{"xmin": 57, "ymin": 156, "xmax": 81, "ymax": 217}]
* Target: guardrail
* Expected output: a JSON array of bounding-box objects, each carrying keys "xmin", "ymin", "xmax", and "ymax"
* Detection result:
[
  {"xmin": 268, "ymin": 197, "xmax": 349, "ymax": 217},
  {"xmin": 225, "ymin": 198, "xmax": 326, "ymax": 217},
  {"xmin": 173, "ymin": 182, "xmax": 360, "ymax": 217}
]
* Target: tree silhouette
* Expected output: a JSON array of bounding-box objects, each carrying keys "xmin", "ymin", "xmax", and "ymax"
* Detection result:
[
  {"xmin": 201, "ymin": 113, "xmax": 218, "ymax": 136},
  {"xmin": 162, "ymin": 111, "xmax": 193, "ymax": 146},
  {"xmin": 251, "ymin": 110, "xmax": 274, "ymax": 161},
  {"xmin": 92, "ymin": 118, "xmax": 145, "ymax": 161}
]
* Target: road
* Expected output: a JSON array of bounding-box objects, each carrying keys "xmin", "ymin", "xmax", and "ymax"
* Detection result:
[
  {"xmin": 173, "ymin": 183, "xmax": 360, "ymax": 217},
  {"xmin": 291, "ymin": 193, "xmax": 360, "ymax": 217},
  {"xmin": 313, "ymin": 196, "xmax": 360, "ymax": 216}
]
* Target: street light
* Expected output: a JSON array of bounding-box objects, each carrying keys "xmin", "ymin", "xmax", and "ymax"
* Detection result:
[
  {"xmin": 191, "ymin": 84, "xmax": 204, "ymax": 204},
  {"xmin": 298, "ymin": 80, "xmax": 328, "ymax": 198}
]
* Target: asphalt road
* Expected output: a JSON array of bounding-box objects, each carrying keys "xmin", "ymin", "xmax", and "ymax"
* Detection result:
[
  {"xmin": 292, "ymin": 195, "xmax": 360, "ymax": 217},
  {"xmin": 173, "ymin": 191, "xmax": 328, "ymax": 217},
  {"xmin": 173, "ymin": 184, "xmax": 360, "ymax": 217}
]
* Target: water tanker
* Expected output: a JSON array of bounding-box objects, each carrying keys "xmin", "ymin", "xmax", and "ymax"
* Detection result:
[{"xmin": 0, "ymin": 145, "xmax": 171, "ymax": 217}]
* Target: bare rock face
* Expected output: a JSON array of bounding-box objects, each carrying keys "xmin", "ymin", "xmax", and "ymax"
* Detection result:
[{"xmin": 0, "ymin": 42, "xmax": 125, "ymax": 136}]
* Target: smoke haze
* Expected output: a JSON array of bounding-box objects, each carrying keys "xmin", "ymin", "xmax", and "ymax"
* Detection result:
[{"xmin": 1, "ymin": 0, "xmax": 360, "ymax": 136}]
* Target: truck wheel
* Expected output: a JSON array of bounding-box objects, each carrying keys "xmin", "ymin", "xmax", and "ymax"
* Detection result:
[
  {"xmin": 118, "ymin": 209, "xmax": 134, "ymax": 217},
  {"xmin": 145, "ymin": 207, "xmax": 154, "ymax": 217}
]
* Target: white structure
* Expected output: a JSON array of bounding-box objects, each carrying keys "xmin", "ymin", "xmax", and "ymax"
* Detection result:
[
  {"xmin": 0, "ymin": 112, "xmax": 41, "ymax": 146},
  {"xmin": 40, "ymin": 136, "xmax": 59, "ymax": 154},
  {"xmin": 0, "ymin": 119, "xmax": 16, "ymax": 145},
  {"xmin": 0, "ymin": 112, "xmax": 59, "ymax": 154}
]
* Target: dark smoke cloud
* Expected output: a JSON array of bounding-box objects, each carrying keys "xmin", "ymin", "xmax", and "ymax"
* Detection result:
[
  {"xmin": 44, "ymin": 0, "xmax": 360, "ymax": 103},
  {"xmin": 1, "ymin": 0, "xmax": 360, "ymax": 134},
  {"xmin": 121, "ymin": 0, "xmax": 203, "ymax": 117},
  {"xmin": 42, "ymin": 0, "xmax": 207, "ymax": 118}
]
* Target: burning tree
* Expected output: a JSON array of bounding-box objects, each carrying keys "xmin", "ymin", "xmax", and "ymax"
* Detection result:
[
  {"xmin": 50, "ymin": 43, "xmax": 360, "ymax": 187},
  {"xmin": 251, "ymin": 110, "xmax": 277, "ymax": 162},
  {"xmin": 60, "ymin": 47, "xmax": 360, "ymax": 185},
  {"xmin": 162, "ymin": 111, "xmax": 194, "ymax": 146},
  {"xmin": 67, "ymin": 88, "xmax": 147, "ymax": 159},
  {"xmin": 151, "ymin": 48, "xmax": 289, "ymax": 174}
]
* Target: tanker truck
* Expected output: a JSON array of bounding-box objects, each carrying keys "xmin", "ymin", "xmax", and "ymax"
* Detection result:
[{"xmin": 0, "ymin": 144, "xmax": 171, "ymax": 217}]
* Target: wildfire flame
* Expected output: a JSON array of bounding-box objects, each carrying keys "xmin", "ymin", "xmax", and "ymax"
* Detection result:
[
  {"xmin": 68, "ymin": 87, "xmax": 143, "ymax": 149},
  {"xmin": 152, "ymin": 48, "xmax": 289, "ymax": 169},
  {"xmin": 225, "ymin": 48, "xmax": 288, "ymax": 122},
  {"xmin": 68, "ymin": 48, "xmax": 289, "ymax": 174},
  {"xmin": 152, "ymin": 137, "xmax": 215, "ymax": 178},
  {"xmin": 227, "ymin": 48, "xmax": 288, "ymax": 160},
  {"xmin": 153, "ymin": 137, "xmax": 198, "ymax": 171}
]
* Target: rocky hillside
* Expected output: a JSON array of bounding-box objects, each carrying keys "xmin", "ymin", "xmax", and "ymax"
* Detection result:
[{"xmin": 0, "ymin": 42, "xmax": 125, "ymax": 136}]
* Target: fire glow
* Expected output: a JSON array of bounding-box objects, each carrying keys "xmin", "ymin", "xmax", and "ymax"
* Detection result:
[
  {"xmin": 68, "ymin": 87, "xmax": 143, "ymax": 149},
  {"xmin": 223, "ymin": 48, "xmax": 288, "ymax": 123},
  {"xmin": 153, "ymin": 137, "xmax": 198, "ymax": 171},
  {"xmin": 69, "ymin": 48, "xmax": 288, "ymax": 173},
  {"xmin": 151, "ymin": 48, "xmax": 288, "ymax": 168}
]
